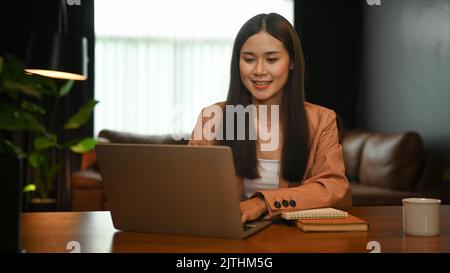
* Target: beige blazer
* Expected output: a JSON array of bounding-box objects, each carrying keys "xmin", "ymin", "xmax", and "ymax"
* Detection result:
[{"xmin": 188, "ymin": 102, "xmax": 352, "ymax": 217}]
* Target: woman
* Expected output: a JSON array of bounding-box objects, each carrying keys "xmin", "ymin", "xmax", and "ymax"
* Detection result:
[{"xmin": 189, "ymin": 13, "xmax": 350, "ymax": 223}]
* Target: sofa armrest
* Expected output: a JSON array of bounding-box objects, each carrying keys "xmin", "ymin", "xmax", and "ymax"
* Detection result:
[
  {"xmin": 342, "ymin": 130, "xmax": 371, "ymax": 182},
  {"xmin": 71, "ymin": 169, "xmax": 105, "ymax": 211},
  {"xmin": 359, "ymin": 132, "xmax": 424, "ymax": 191}
]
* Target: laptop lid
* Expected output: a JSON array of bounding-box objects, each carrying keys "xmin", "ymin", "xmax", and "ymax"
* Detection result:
[{"xmin": 95, "ymin": 143, "xmax": 270, "ymax": 239}]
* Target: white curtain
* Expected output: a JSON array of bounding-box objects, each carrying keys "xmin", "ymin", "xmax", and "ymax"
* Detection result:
[{"xmin": 94, "ymin": 0, "xmax": 294, "ymax": 136}]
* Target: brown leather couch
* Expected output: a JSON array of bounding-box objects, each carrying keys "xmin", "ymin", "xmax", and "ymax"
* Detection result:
[
  {"xmin": 342, "ymin": 130, "xmax": 446, "ymax": 206},
  {"xmin": 71, "ymin": 129, "xmax": 447, "ymax": 211}
]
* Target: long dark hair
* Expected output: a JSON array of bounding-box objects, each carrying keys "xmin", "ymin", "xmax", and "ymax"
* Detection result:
[{"xmin": 221, "ymin": 13, "xmax": 310, "ymax": 183}]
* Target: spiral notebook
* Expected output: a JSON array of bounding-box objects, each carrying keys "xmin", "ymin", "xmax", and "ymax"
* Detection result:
[
  {"xmin": 281, "ymin": 208, "xmax": 348, "ymax": 220},
  {"xmin": 282, "ymin": 208, "xmax": 368, "ymax": 232}
]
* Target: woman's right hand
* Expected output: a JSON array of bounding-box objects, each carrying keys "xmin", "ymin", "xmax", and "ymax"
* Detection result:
[{"xmin": 240, "ymin": 196, "xmax": 268, "ymax": 223}]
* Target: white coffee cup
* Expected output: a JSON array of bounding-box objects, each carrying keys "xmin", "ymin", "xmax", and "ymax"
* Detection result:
[{"xmin": 402, "ymin": 198, "xmax": 441, "ymax": 236}]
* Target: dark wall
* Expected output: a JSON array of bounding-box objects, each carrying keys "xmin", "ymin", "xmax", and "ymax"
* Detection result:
[
  {"xmin": 295, "ymin": 0, "xmax": 363, "ymax": 129},
  {"xmin": 0, "ymin": 1, "xmax": 59, "ymax": 60},
  {"xmin": 295, "ymin": 0, "xmax": 450, "ymax": 169},
  {"xmin": 359, "ymin": 0, "xmax": 450, "ymax": 166}
]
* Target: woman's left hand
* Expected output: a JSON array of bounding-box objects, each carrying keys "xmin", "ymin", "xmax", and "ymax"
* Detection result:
[{"xmin": 240, "ymin": 197, "xmax": 268, "ymax": 223}]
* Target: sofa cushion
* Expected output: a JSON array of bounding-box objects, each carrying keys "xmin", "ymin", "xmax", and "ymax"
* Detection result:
[
  {"xmin": 359, "ymin": 132, "xmax": 423, "ymax": 191},
  {"xmin": 71, "ymin": 170, "xmax": 104, "ymax": 211}
]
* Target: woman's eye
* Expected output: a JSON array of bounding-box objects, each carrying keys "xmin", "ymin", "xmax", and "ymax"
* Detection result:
[
  {"xmin": 243, "ymin": 58, "xmax": 255, "ymax": 63},
  {"xmin": 267, "ymin": 58, "xmax": 279, "ymax": 64}
]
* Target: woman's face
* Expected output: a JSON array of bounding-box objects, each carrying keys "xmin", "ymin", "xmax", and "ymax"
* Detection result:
[{"xmin": 239, "ymin": 31, "xmax": 292, "ymax": 105}]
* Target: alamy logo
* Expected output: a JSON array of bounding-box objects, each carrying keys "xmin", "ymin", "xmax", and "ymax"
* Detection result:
[
  {"xmin": 66, "ymin": 241, "xmax": 81, "ymax": 253},
  {"xmin": 172, "ymin": 104, "xmax": 280, "ymax": 152},
  {"xmin": 66, "ymin": 0, "xmax": 81, "ymax": 6},
  {"xmin": 366, "ymin": 241, "xmax": 381, "ymax": 253},
  {"xmin": 366, "ymin": 0, "xmax": 381, "ymax": 5}
]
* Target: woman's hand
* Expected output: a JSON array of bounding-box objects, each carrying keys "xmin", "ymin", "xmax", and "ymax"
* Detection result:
[{"xmin": 240, "ymin": 196, "xmax": 268, "ymax": 223}]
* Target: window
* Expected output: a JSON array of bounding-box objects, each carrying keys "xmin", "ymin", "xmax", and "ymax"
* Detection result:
[{"xmin": 94, "ymin": 0, "xmax": 294, "ymax": 136}]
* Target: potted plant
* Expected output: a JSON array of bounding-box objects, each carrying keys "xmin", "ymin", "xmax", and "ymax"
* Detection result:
[{"xmin": 0, "ymin": 54, "xmax": 98, "ymax": 210}]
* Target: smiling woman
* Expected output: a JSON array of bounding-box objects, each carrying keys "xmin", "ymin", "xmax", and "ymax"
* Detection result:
[{"xmin": 188, "ymin": 13, "xmax": 351, "ymax": 223}]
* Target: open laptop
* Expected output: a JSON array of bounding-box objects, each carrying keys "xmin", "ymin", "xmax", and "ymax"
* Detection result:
[{"xmin": 95, "ymin": 143, "xmax": 272, "ymax": 239}]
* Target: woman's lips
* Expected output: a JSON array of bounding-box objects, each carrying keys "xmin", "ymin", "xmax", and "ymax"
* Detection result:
[{"xmin": 252, "ymin": 80, "xmax": 272, "ymax": 90}]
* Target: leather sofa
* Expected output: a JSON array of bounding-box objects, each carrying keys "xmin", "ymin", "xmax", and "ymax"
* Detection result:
[
  {"xmin": 342, "ymin": 130, "xmax": 446, "ymax": 205},
  {"xmin": 70, "ymin": 129, "xmax": 447, "ymax": 211}
]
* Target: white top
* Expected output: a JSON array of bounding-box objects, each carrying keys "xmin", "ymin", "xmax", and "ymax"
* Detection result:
[{"xmin": 243, "ymin": 159, "xmax": 280, "ymax": 199}]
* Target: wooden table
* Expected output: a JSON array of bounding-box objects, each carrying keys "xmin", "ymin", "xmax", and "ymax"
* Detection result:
[{"xmin": 21, "ymin": 206, "xmax": 450, "ymax": 253}]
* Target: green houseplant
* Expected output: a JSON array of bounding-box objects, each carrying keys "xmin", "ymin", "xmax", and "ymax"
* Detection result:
[{"xmin": 0, "ymin": 54, "xmax": 98, "ymax": 205}]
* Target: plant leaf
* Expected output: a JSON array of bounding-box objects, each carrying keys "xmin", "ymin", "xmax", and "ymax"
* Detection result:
[
  {"xmin": 60, "ymin": 137, "xmax": 84, "ymax": 149},
  {"xmin": 2, "ymin": 53, "xmax": 57, "ymax": 97},
  {"xmin": 63, "ymin": 100, "xmax": 99, "ymax": 129},
  {"xmin": 22, "ymin": 73, "xmax": 58, "ymax": 96},
  {"xmin": 0, "ymin": 102, "xmax": 46, "ymax": 131},
  {"xmin": 23, "ymin": 184, "xmax": 36, "ymax": 193},
  {"xmin": 20, "ymin": 100, "xmax": 46, "ymax": 115},
  {"xmin": 70, "ymin": 138, "xmax": 98, "ymax": 153},
  {"xmin": 28, "ymin": 152, "xmax": 44, "ymax": 169},
  {"xmin": 5, "ymin": 53, "xmax": 24, "ymax": 74},
  {"xmin": 59, "ymin": 80, "xmax": 74, "ymax": 97},
  {"xmin": 0, "ymin": 138, "xmax": 26, "ymax": 157},
  {"xmin": 47, "ymin": 162, "xmax": 63, "ymax": 182},
  {"xmin": 34, "ymin": 135, "xmax": 57, "ymax": 150},
  {"xmin": 3, "ymin": 80, "xmax": 43, "ymax": 98}
]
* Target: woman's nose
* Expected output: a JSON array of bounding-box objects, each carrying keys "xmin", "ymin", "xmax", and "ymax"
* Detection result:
[{"xmin": 253, "ymin": 60, "xmax": 267, "ymax": 75}]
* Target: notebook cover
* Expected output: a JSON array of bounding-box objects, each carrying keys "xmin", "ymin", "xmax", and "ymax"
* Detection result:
[{"xmin": 296, "ymin": 214, "xmax": 369, "ymax": 232}]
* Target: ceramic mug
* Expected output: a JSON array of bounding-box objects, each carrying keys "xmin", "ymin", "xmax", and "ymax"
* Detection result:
[{"xmin": 402, "ymin": 198, "xmax": 441, "ymax": 236}]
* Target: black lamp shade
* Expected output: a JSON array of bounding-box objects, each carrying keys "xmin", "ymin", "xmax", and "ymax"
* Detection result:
[{"xmin": 25, "ymin": 33, "xmax": 88, "ymax": 81}]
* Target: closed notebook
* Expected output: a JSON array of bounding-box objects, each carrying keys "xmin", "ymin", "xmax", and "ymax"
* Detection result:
[{"xmin": 296, "ymin": 214, "xmax": 369, "ymax": 232}]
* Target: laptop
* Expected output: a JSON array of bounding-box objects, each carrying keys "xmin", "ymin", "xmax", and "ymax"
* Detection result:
[{"xmin": 95, "ymin": 143, "xmax": 272, "ymax": 239}]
